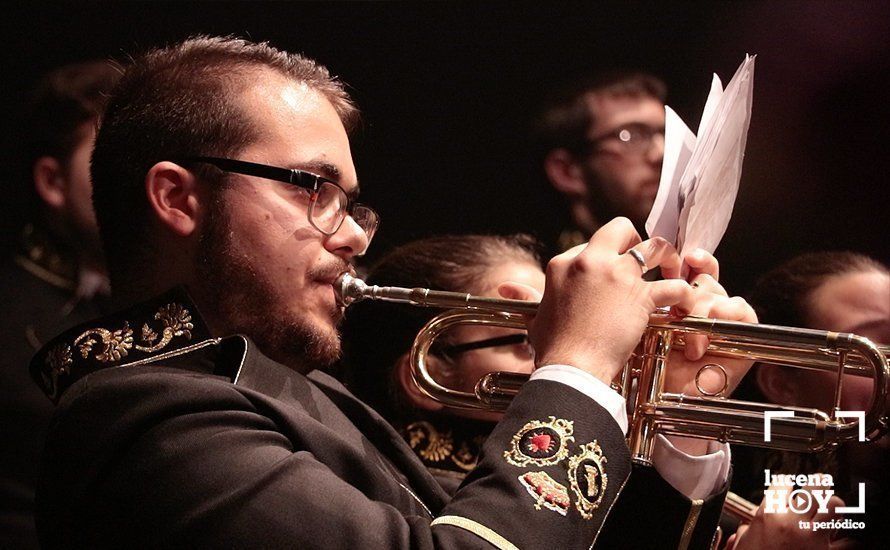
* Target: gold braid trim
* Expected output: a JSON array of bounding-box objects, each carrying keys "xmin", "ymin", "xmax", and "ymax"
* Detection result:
[
  {"xmin": 431, "ymin": 516, "xmax": 519, "ymax": 550},
  {"xmin": 14, "ymin": 255, "xmax": 75, "ymax": 291}
]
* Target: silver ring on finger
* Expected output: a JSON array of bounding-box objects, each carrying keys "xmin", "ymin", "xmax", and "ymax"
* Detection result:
[{"xmin": 627, "ymin": 248, "xmax": 648, "ymax": 276}]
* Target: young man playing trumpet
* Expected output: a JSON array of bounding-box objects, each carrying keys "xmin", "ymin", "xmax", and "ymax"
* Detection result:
[{"xmin": 33, "ymin": 36, "xmax": 757, "ymax": 549}]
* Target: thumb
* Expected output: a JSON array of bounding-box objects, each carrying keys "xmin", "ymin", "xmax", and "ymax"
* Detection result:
[{"xmin": 498, "ymin": 281, "xmax": 543, "ymax": 302}]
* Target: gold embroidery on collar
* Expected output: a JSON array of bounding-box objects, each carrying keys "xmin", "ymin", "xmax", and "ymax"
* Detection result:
[
  {"xmin": 142, "ymin": 323, "xmax": 159, "ymax": 344},
  {"xmin": 39, "ymin": 303, "xmax": 197, "ymax": 400},
  {"xmin": 406, "ymin": 421, "xmax": 454, "ymax": 463},
  {"xmin": 76, "ymin": 324, "xmax": 134, "ymax": 362},
  {"xmin": 16, "ymin": 223, "xmax": 77, "ymax": 290},
  {"xmin": 71, "ymin": 303, "xmax": 195, "ymax": 364},
  {"xmin": 451, "ymin": 435, "xmax": 484, "ymax": 471}
]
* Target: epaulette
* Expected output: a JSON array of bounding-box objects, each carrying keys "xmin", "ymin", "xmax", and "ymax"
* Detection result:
[{"xmin": 30, "ymin": 287, "xmax": 215, "ymax": 403}]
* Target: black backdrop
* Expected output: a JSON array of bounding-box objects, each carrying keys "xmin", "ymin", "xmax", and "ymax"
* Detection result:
[{"xmin": 3, "ymin": 1, "xmax": 889, "ymax": 295}]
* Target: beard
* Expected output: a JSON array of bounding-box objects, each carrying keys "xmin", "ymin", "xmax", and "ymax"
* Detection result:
[
  {"xmin": 196, "ymin": 196, "xmax": 346, "ymax": 373},
  {"xmin": 585, "ymin": 185, "xmax": 651, "ymax": 231},
  {"xmin": 581, "ymin": 167, "xmax": 655, "ymax": 231}
]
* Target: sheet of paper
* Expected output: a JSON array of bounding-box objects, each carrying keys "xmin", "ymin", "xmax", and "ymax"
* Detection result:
[
  {"xmin": 679, "ymin": 55, "xmax": 755, "ymax": 253},
  {"xmin": 645, "ymin": 55, "xmax": 756, "ymax": 255},
  {"xmin": 698, "ymin": 74, "xmax": 725, "ymax": 137},
  {"xmin": 645, "ymin": 106, "xmax": 695, "ymax": 242}
]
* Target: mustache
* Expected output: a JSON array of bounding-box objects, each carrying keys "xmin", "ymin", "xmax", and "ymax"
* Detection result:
[{"xmin": 308, "ymin": 260, "xmax": 354, "ymax": 283}]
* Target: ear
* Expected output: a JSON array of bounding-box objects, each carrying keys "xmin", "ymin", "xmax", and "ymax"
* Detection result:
[
  {"xmin": 756, "ymin": 365, "xmax": 797, "ymax": 404},
  {"xmin": 498, "ymin": 281, "xmax": 543, "ymax": 302},
  {"xmin": 32, "ymin": 156, "xmax": 67, "ymax": 210},
  {"xmin": 543, "ymin": 148, "xmax": 588, "ymax": 199},
  {"xmin": 145, "ymin": 161, "xmax": 203, "ymax": 237},
  {"xmin": 395, "ymin": 353, "xmax": 445, "ymax": 412}
]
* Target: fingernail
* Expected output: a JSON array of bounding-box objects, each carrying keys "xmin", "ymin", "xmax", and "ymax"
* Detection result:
[{"xmin": 670, "ymin": 306, "xmax": 689, "ymax": 317}]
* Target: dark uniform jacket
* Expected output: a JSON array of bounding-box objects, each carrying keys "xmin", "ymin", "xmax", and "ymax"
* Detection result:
[
  {"xmin": 0, "ymin": 226, "xmax": 106, "ymax": 549},
  {"xmin": 30, "ymin": 289, "xmax": 724, "ymax": 549}
]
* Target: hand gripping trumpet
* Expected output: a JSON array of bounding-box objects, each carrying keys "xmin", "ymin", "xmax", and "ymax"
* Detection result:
[{"xmin": 336, "ymin": 273, "xmax": 889, "ymax": 518}]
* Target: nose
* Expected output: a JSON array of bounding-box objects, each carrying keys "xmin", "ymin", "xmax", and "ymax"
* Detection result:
[{"xmin": 324, "ymin": 215, "xmax": 370, "ymax": 259}]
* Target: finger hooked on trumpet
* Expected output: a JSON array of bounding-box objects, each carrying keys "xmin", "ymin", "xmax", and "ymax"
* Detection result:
[{"xmin": 695, "ymin": 363, "xmax": 729, "ymax": 397}]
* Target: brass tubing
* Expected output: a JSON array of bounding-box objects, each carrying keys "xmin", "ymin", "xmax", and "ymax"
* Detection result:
[
  {"xmin": 630, "ymin": 327, "xmax": 673, "ymax": 464},
  {"xmin": 336, "ymin": 274, "xmax": 890, "ymax": 450}
]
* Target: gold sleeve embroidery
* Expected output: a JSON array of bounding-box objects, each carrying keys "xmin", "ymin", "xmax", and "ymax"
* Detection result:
[{"xmin": 431, "ymin": 515, "xmax": 519, "ymax": 550}]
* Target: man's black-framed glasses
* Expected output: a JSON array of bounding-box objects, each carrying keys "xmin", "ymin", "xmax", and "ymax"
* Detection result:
[
  {"xmin": 433, "ymin": 333, "xmax": 533, "ymax": 360},
  {"xmin": 181, "ymin": 156, "xmax": 379, "ymax": 252},
  {"xmin": 588, "ymin": 122, "xmax": 665, "ymax": 155}
]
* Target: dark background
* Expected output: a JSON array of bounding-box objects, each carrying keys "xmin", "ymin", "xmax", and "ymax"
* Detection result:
[{"xmin": 2, "ymin": 1, "xmax": 888, "ymax": 295}]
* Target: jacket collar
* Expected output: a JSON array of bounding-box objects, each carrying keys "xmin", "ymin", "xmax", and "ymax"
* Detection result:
[{"xmin": 30, "ymin": 286, "xmax": 215, "ymax": 403}]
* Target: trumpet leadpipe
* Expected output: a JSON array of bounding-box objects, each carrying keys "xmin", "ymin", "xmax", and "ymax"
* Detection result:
[{"xmin": 336, "ymin": 272, "xmax": 537, "ymax": 313}]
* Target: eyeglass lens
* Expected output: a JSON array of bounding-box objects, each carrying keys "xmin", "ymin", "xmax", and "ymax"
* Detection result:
[
  {"xmin": 610, "ymin": 123, "xmax": 663, "ymax": 153},
  {"xmin": 309, "ymin": 182, "xmax": 346, "ymax": 234},
  {"xmin": 308, "ymin": 181, "xmax": 380, "ymax": 246}
]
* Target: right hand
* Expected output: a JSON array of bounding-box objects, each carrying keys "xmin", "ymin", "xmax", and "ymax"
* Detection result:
[{"xmin": 524, "ymin": 217, "xmax": 695, "ymax": 384}]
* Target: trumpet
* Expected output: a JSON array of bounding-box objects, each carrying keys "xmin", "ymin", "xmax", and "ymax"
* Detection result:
[
  {"xmin": 337, "ymin": 273, "xmax": 888, "ymax": 525},
  {"xmin": 336, "ymin": 273, "xmax": 889, "ymax": 463}
]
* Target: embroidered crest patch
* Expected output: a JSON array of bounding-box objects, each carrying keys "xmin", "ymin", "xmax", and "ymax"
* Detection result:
[
  {"xmin": 518, "ymin": 471, "xmax": 570, "ymax": 516},
  {"xmin": 567, "ymin": 441, "xmax": 608, "ymax": 519},
  {"xmin": 504, "ymin": 416, "xmax": 574, "ymax": 467}
]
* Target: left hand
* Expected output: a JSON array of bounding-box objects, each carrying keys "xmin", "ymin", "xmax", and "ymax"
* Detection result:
[
  {"xmin": 662, "ymin": 249, "xmax": 758, "ymax": 455},
  {"xmin": 663, "ymin": 248, "xmax": 757, "ymax": 397}
]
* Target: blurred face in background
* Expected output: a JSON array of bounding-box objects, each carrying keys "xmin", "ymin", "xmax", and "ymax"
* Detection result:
[
  {"xmin": 804, "ymin": 269, "xmax": 890, "ymax": 412},
  {"xmin": 579, "ymin": 94, "xmax": 665, "ymax": 228},
  {"xmin": 434, "ymin": 260, "xmax": 545, "ymax": 422},
  {"xmin": 762, "ymin": 268, "xmax": 889, "ymax": 422}
]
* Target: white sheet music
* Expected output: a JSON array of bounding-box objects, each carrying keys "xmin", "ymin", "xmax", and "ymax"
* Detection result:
[
  {"xmin": 646, "ymin": 55, "xmax": 756, "ymax": 255},
  {"xmin": 646, "ymin": 106, "xmax": 695, "ymax": 245}
]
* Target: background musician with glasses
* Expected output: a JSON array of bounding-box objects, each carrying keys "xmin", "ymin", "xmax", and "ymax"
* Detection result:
[
  {"xmin": 341, "ymin": 235, "xmax": 545, "ymax": 493},
  {"xmin": 534, "ymin": 72, "xmax": 667, "ymax": 251},
  {"xmin": 33, "ymin": 36, "xmax": 754, "ymax": 549}
]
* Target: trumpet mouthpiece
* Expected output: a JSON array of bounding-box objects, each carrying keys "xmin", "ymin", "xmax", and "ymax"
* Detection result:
[{"xmin": 334, "ymin": 272, "xmax": 367, "ymax": 307}]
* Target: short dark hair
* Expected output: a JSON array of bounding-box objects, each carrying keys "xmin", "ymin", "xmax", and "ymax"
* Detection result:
[
  {"xmin": 22, "ymin": 60, "xmax": 122, "ymax": 211},
  {"xmin": 341, "ymin": 234, "xmax": 543, "ymax": 422},
  {"xmin": 91, "ymin": 36, "xmax": 360, "ymax": 289},
  {"xmin": 533, "ymin": 71, "xmax": 667, "ymax": 158},
  {"xmin": 748, "ymin": 251, "xmax": 889, "ymax": 328}
]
